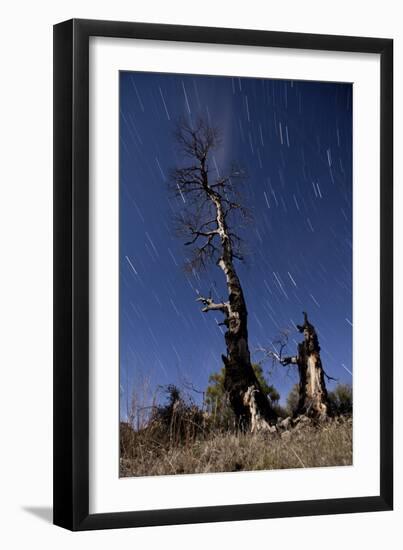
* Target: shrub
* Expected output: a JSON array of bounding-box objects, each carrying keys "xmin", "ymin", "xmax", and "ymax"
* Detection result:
[{"xmin": 328, "ymin": 384, "xmax": 353, "ymax": 415}]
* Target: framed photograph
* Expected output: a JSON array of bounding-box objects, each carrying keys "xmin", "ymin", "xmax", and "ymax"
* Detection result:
[{"xmin": 53, "ymin": 19, "xmax": 393, "ymax": 530}]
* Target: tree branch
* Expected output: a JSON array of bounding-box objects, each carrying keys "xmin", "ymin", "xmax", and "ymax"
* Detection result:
[
  {"xmin": 171, "ymin": 116, "xmax": 250, "ymax": 272},
  {"xmin": 322, "ymin": 369, "xmax": 338, "ymax": 382},
  {"xmin": 281, "ymin": 356, "xmax": 298, "ymax": 366},
  {"xmin": 196, "ymin": 296, "xmax": 229, "ymax": 314},
  {"xmin": 255, "ymin": 331, "xmax": 291, "ymax": 365},
  {"xmin": 184, "ymin": 229, "xmax": 219, "ymax": 246}
]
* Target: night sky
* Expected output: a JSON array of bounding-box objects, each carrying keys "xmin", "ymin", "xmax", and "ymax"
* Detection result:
[{"xmin": 119, "ymin": 71, "xmax": 352, "ymax": 419}]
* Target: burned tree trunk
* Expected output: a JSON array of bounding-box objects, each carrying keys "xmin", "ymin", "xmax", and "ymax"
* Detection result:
[
  {"xmin": 282, "ymin": 312, "xmax": 330, "ymax": 420},
  {"xmin": 198, "ymin": 264, "xmax": 277, "ymax": 432},
  {"xmin": 172, "ymin": 118, "xmax": 277, "ymax": 432}
]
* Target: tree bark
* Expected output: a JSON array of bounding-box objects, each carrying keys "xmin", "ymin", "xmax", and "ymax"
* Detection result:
[
  {"xmin": 282, "ymin": 312, "xmax": 330, "ymax": 420},
  {"xmin": 197, "ymin": 166, "xmax": 277, "ymax": 432}
]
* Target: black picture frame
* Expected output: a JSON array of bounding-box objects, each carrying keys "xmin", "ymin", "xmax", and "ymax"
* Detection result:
[{"xmin": 53, "ymin": 18, "xmax": 393, "ymax": 531}]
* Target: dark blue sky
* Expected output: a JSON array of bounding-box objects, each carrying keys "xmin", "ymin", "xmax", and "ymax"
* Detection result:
[{"xmin": 119, "ymin": 71, "xmax": 352, "ymax": 418}]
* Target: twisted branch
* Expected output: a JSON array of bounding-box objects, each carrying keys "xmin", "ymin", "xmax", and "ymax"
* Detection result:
[{"xmin": 196, "ymin": 296, "xmax": 229, "ymax": 314}]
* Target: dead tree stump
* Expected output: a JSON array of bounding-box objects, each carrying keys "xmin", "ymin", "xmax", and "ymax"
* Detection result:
[{"xmin": 282, "ymin": 312, "xmax": 330, "ymax": 420}]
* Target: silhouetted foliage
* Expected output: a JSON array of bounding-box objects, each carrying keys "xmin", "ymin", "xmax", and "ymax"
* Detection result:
[
  {"xmin": 328, "ymin": 384, "xmax": 353, "ymax": 416},
  {"xmin": 119, "ymin": 421, "xmax": 135, "ymax": 458},
  {"xmin": 149, "ymin": 385, "xmax": 206, "ymax": 446},
  {"xmin": 286, "ymin": 384, "xmax": 300, "ymax": 417}
]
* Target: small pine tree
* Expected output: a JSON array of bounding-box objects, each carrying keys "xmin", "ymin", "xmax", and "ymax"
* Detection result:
[
  {"xmin": 328, "ymin": 384, "xmax": 353, "ymax": 415},
  {"xmin": 286, "ymin": 384, "xmax": 300, "ymax": 417}
]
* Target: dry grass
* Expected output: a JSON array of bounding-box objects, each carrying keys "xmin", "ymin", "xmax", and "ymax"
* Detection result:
[{"xmin": 120, "ymin": 418, "xmax": 352, "ymax": 477}]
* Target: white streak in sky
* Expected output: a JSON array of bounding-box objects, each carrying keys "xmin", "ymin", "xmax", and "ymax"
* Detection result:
[
  {"xmin": 245, "ymin": 95, "xmax": 250, "ymax": 122},
  {"xmin": 182, "ymin": 81, "xmax": 191, "ymax": 114},
  {"xmin": 123, "ymin": 186, "xmax": 144, "ymax": 222},
  {"xmin": 231, "ymin": 78, "xmax": 235, "ymax": 94},
  {"xmin": 152, "ymin": 291, "xmax": 161, "ymax": 306},
  {"xmin": 212, "ymin": 155, "xmax": 220, "ymax": 178},
  {"xmin": 287, "ymin": 271, "xmax": 297, "ymax": 287},
  {"xmin": 327, "ymin": 148, "xmax": 332, "ymax": 166},
  {"xmin": 253, "ymin": 312, "xmax": 263, "ymax": 330},
  {"xmin": 156, "ymin": 358, "xmax": 168, "ymax": 377},
  {"xmin": 158, "ymin": 86, "xmax": 170, "ymax": 120},
  {"xmin": 167, "ymin": 248, "xmax": 178, "ymax": 266},
  {"xmin": 130, "ymin": 77, "xmax": 144, "ymax": 111},
  {"xmin": 329, "ymin": 166, "xmax": 335, "ymax": 184},
  {"xmin": 263, "ymin": 279, "xmax": 272, "ymax": 294},
  {"xmin": 120, "ymin": 136, "xmax": 129, "ymax": 155},
  {"xmin": 238, "ymin": 118, "xmax": 245, "ymax": 142},
  {"xmin": 285, "ymin": 125, "xmax": 290, "ymax": 147},
  {"xmin": 259, "ymin": 124, "xmax": 264, "ymax": 146},
  {"xmin": 263, "ymin": 191, "xmax": 271, "ymax": 209},
  {"xmin": 279, "ymin": 122, "xmax": 284, "ymax": 145},
  {"xmin": 273, "ymin": 272, "xmax": 289, "ymax": 300},
  {"xmin": 345, "ymin": 318, "xmax": 353, "ymax": 327},
  {"xmin": 127, "ymin": 113, "xmax": 143, "ymax": 144},
  {"xmin": 177, "ymin": 184, "xmax": 186, "ymax": 203},
  {"xmin": 309, "ymin": 293, "xmax": 320, "ymax": 307},
  {"xmin": 307, "ymin": 217, "xmax": 315, "ymax": 232},
  {"xmin": 155, "ymin": 157, "xmax": 166, "ymax": 181},
  {"xmin": 125, "ymin": 255, "xmax": 138, "ymax": 275},
  {"xmin": 170, "ymin": 298, "xmax": 181, "ymax": 317},
  {"xmin": 268, "ymin": 312, "xmax": 280, "ymax": 330},
  {"xmin": 312, "ymin": 181, "xmax": 318, "ymax": 198},
  {"xmin": 293, "ymin": 194, "xmax": 300, "ymax": 211},
  {"xmin": 290, "ymin": 318, "xmax": 298, "ymax": 330},
  {"xmin": 248, "ymin": 132, "xmax": 254, "ymax": 154},
  {"xmin": 145, "ymin": 231, "xmax": 159, "ymax": 257},
  {"xmin": 172, "ymin": 345, "xmax": 182, "ymax": 363},
  {"xmin": 342, "ymin": 363, "xmax": 352, "ymax": 376},
  {"xmin": 271, "ymin": 188, "xmax": 279, "ymax": 207},
  {"xmin": 257, "ymin": 149, "xmax": 263, "ymax": 169},
  {"xmin": 316, "ymin": 182, "xmax": 322, "ymax": 198},
  {"xmin": 192, "ymin": 79, "xmax": 201, "ymax": 109}
]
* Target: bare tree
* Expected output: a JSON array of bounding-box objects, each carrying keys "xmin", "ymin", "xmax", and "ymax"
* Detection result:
[
  {"xmin": 171, "ymin": 117, "xmax": 277, "ymax": 432},
  {"xmin": 280, "ymin": 312, "xmax": 333, "ymax": 419}
]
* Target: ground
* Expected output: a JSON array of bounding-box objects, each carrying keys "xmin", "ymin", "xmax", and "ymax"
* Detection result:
[{"xmin": 120, "ymin": 417, "xmax": 352, "ymax": 477}]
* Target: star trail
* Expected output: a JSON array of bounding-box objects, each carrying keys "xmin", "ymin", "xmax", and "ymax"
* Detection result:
[{"xmin": 119, "ymin": 71, "xmax": 352, "ymax": 418}]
